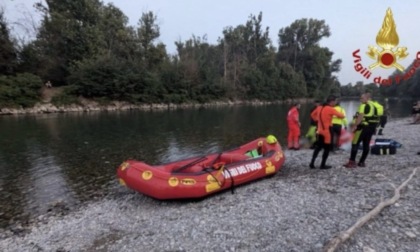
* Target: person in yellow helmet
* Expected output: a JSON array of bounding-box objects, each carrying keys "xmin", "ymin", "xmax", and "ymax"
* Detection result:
[{"xmin": 266, "ymin": 135, "xmax": 277, "ymax": 144}]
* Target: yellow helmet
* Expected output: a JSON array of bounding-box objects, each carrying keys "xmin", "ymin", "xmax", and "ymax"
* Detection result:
[{"xmin": 266, "ymin": 135, "xmax": 277, "ymax": 144}]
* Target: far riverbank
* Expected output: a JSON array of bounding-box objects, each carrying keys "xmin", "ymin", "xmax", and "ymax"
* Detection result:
[{"xmin": 0, "ymin": 98, "xmax": 312, "ymax": 115}]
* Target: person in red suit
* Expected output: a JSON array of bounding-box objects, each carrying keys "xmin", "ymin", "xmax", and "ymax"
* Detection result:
[{"xmin": 287, "ymin": 103, "xmax": 301, "ymax": 150}]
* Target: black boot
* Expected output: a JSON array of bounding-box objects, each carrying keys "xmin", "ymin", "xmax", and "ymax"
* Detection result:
[
  {"xmin": 309, "ymin": 147, "xmax": 321, "ymax": 169},
  {"xmin": 320, "ymin": 146, "xmax": 331, "ymax": 169}
]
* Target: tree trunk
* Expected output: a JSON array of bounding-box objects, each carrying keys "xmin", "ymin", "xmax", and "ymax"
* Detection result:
[{"xmin": 223, "ymin": 40, "xmax": 228, "ymax": 84}]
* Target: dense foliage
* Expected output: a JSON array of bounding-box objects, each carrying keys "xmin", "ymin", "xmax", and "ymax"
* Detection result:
[
  {"xmin": 0, "ymin": 73, "xmax": 43, "ymax": 108},
  {"xmin": 1, "ymin": 1, "xmax": 418, "ymax": 108}
]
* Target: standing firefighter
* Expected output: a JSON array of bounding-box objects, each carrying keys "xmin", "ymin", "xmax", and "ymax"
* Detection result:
[
  {"xmin": 309, "ymin": 95, "xmax": 344, "ymax": 169},
  {"xmin": 287, "ymin": 103, "xmax": 301, "ymax": 150},
  {"xmin": 344, "ymin": 93, "xmax": 379, "ymax": 168}
]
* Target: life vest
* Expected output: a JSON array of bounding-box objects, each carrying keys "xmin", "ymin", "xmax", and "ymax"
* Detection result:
[
  {"xmin": 371, "ymin": 101, "xmax": 384, "ymax": 116},
  {"xmin": 332, "ymin": 106, "xmax": 346, "ymax": 125},
  {"xmin": 363, "ymin": 101, "xmax": 379, "ymax": 125}
]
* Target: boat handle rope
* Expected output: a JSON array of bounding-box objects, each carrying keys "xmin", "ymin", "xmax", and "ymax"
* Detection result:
[
  {"xmin": 223, "ymin": 167, "xmax": 235, "ymax": 194},
  {"xmin": 203, "ymin": 147, "xmax": 239, "ymax": 193},
  {"xmin": 204, "ymin": 164, "xmax": 235, "ymax": 194},
  {"xmin": 208, "ymin": 152, "xmax": 223, "ymax": 168},
  {"xmin": 214, "ymin": 163, "xmax": 235, "ymax": 195}
]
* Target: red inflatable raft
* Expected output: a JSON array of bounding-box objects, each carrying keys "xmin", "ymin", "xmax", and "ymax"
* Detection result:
[{"xmin": 117, "ymin": 135, "xmax": 285, "ymax": 200}]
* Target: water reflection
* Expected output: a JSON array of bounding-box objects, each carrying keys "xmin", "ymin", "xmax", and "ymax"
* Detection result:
[
  {"xmin": 24, "ymin": 142, "xmax": 76, "ymax": 215},
  {"xmin": 342, "ymin": 100, "xmax": 360, "ymax": 122}
]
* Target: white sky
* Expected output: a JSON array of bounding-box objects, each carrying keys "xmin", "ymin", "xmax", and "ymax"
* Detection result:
[{"xmin": 2, "ymin": 0, "xmax": 420, "ymax": 85}]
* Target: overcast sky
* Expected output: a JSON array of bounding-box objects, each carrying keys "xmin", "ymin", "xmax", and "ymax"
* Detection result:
[{"xmin": 3, "ymin": 0, "xmax": 420, "ymax": 85}]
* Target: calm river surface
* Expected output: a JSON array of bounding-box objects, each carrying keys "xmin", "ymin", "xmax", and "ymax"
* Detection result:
[{"xmin": 0, "ymin": 99, "xmax": 414, "ymax": 228}]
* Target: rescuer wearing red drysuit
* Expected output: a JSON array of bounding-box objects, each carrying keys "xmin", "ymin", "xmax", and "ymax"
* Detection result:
[{"xmin": 287, "ymin": 103, "xmax": 301, "ymax": 150}]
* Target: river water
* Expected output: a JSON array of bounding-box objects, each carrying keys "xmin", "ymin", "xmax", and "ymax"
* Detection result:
[{"xmin": 0, "ymin": 99, "xmax": 414, "ymax": 228}]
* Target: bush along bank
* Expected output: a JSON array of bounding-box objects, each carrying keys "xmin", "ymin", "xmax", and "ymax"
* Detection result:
[{"xmin": 0, "ymin": 98, "xmax": 312, "ymax": 115}]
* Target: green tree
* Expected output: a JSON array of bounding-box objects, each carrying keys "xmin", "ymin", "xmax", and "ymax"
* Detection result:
[
  {"xmin": 67, "ymin": 55, "xmax": 141, "ymax": 100},
  {"xmin": 220, "ymin": 12, "xmax": 273, "ymax": 98},
  {"xmin": 0, "ymin": 9, "xmax": 17, "ymax": 75},
  {"xmin": 175, "ymin": 35, "xmax": 225, "ymax": 101},
  {"xmin": 97, "ymin": 3, "xmax": 137, "ymax": 60},
  {"xmin": 5, "ymin": 6, "xmax": 348, "ymax": 105},
  {"xmin": 32, "ymin": 0, "xmax": 105, "ymax": 84},
  {"xmin": 277, "ymin": 62, "xmax": 307, "ymax": 99},
  {"xmin": 0, "ymin": 73, "xmax": 42, "ymax": 107},
  {"xmin": 66, "ymin": 9, "xmax": 169, "ymax": 103},
  {"xmin": 220, "ymin": 25, "xmax": 247, "ymax": 94},
  {"xmin": 278, "ymin": 18, "xmax": 341, "ymax": 97},
  {"xmin": 244, "ymin": 12, "xmax": 271, "ymax": 66},
  {"xmin": 137, "ymin": 11, "xmax": 165, "ymax": 70}
]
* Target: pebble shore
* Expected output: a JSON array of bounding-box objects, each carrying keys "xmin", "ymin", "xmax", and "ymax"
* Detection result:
[{"xmin": 0, "ymin": 118, "xmax": 418, "ymax": 252}]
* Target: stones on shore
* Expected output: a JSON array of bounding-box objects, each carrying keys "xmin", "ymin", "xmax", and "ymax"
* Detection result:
[{"xmin": 404, "ymin": 231, "xmax": 416, "ymax": 238}]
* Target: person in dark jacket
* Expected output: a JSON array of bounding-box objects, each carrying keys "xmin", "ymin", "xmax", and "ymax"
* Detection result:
[{"xmin": 344, "ymin": 93, "xmax": 377, "ymax": 168}]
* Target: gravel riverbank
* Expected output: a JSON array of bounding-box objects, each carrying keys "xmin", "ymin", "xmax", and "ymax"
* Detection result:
[{"xmin": 0, "ymin": 118, "xmax": 419, "ymax": 252}]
